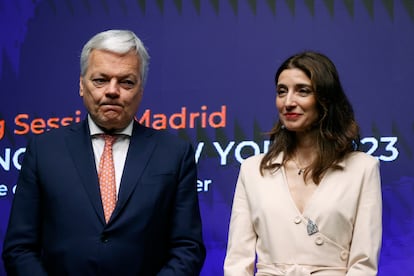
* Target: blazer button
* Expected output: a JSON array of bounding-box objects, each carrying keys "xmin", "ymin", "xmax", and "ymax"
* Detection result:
[
  {"xmin": 340, "ymin": 250, "xmax": 349, "ymax": 261},
  {"xmin": 101, "ymin": 235, "xmax": 109, "ymax": 243},
  {"xmin": 314, "ymin": 235, "xmax": 324, "ymax": 246},
  {"xmin": 294, "ymin": 216, "xmax": 302, "ymax": 224}
]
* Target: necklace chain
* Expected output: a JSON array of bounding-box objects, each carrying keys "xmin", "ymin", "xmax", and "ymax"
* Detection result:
[{"xmin": 292, "ymin": 158, "xmax": 306, "ymax": 175}]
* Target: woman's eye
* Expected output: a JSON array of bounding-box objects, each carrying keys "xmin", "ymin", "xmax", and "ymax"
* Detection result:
[
  {"xmin": 298, "ymin": 88, "xmax": 312, "ymax": 95},
  {"xmin": 277, "ymin": 89, "xmax": 287, "ymax": 96}
]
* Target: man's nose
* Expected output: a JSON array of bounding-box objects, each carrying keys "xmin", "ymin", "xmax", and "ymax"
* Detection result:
[{"xmin": 105, "ymin": 79, "xmax": 120, "ymax": 96}]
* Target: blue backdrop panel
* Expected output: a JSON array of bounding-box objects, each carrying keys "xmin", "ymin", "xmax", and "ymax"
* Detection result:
[{"xmin": 1, "ymin": 1, "xmax": 414, "ymax": 275}]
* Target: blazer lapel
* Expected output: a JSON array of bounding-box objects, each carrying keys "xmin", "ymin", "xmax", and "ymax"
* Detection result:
[
  {"xmin": 65, "ymin": 120, "xmax": 105, "ymax": 224},
  {"xmin": 111, "ymin": 122, "xmax": 156, "ymax": 220}
]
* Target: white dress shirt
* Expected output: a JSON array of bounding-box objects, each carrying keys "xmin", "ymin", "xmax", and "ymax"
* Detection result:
[{"xmin": 88, "ymin": 115, "xmax": 132, "ymax": 196}]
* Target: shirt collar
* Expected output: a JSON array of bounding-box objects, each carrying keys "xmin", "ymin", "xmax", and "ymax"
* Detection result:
[{"xmin": 88, "ymin": 115, "xmax": 133, "ymax": 137}]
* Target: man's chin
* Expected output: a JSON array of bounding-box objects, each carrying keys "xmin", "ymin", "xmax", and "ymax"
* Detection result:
[{"xmin": 96, "ymin": 118, "xmax": 128, "ymax": 132}]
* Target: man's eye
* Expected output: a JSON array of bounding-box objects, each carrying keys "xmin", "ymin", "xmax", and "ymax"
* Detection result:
[
  {"xmin": 122, "ymin": 80, "xmax": 134, "ymax": 85},
  {"xmin": 120, "ymin": 80, "xmax": 135, "ymax": 88},
  {"xmin": 92, "ymin": 78, "xmax": 107, "ymax": 86}
]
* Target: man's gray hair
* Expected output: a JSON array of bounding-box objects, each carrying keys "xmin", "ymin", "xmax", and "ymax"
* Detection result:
[{"xmin": 80, "ymin": 29, "xmax": 150, "ymax": 85}]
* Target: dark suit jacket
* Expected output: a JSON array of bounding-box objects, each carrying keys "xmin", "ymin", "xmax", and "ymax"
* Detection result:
[{"xmin": 2, "ymin": 119, "xmax": 206, "ymax": 275}]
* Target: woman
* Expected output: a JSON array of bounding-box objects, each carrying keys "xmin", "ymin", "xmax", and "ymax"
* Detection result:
[{"xmin": 224, "ymin": 51, "xmax": 382, "ymax": 276}]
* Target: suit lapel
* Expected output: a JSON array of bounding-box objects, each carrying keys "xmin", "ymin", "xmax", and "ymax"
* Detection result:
[
  {"xmin": 65, "ymin": 120, "xmax": 106, "ymax": 224},
  {"xmin": 111, "ymin": 122, "xmax": 156, "ymax": 220}
]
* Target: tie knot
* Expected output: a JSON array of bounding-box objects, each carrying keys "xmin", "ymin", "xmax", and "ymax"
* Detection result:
[{"xmin": 102, "ymin": 134, "xmax": 117, "ymax": 146}]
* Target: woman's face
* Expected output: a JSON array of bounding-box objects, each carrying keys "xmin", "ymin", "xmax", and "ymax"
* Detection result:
[{"xmin": 276, "ymin": 68, "xmax": 319, "ymax": 133}]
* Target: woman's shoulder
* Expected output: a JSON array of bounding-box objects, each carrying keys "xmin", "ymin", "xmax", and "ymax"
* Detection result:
[
  {"xmin": 347, "ymin": 151, "xmax": 377, "ymax": 161},
  {"xmin": 343, "ymin": 151, "xmax": 379, "ymax": 168},
  {"xmin": 241, "ymin": 153, "xmax": 265, "ymax": 166},
  {"xmin": 240, "ymin": 152, "xmax": 284, "ymax": 170}
]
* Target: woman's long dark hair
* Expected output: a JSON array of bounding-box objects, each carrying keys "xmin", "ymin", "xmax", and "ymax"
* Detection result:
[{"xmin": 260, "ymin": 51, "xmax": 360, "ymax": 184}]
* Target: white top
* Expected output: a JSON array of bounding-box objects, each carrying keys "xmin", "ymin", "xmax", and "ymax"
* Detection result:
[{"xmin": 224, "ymin": 152, "xmax": 382, "ymax": 276}]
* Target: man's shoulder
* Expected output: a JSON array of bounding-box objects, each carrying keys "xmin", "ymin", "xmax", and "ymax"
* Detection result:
[
  {"xmin": 27, "ymin": 122, "xmax": 85, "ymax": 145},
  {"xmin": 134, "ymin": 123, "xmax": 192, "ymax": 147}
]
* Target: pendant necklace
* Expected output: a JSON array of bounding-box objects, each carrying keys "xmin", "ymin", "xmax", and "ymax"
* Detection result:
[{"xmin": 292, "ymin": 158, "xmax": 306, "ymax": 175}]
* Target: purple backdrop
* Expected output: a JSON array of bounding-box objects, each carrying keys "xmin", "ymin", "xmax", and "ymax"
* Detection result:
[{"xmin": 1, "ymin": 1, "xmax": 414, "ymax": 275}]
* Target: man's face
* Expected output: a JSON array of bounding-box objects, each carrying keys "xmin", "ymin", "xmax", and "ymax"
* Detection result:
[{"xmin": 80, "ymin": 49, "xmax": 143, "ymax": 132}]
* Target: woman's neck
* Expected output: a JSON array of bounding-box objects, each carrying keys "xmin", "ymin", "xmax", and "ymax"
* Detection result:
[{"xmin": 293, "ymin": 130, "xmax": 318, "ymax": 166}]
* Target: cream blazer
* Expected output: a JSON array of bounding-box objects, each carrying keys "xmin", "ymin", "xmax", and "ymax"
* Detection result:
[{"xmin": 224, "ymin": 152, "xmax": 382, "ymax": 276}]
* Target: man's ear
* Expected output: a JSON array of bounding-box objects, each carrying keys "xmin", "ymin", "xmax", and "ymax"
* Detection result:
[{"xmin": 79, "ymin": 76, "xmax": 84, "ymax": 97}]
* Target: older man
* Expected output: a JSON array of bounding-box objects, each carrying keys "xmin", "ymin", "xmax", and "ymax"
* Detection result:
[{"xmin": 3, "ymin": 29, "xmax": 205, "ymax": 275}]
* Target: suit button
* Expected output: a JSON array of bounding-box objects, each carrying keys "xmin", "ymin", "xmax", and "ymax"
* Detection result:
[
  {"xmin": 294, "ymin": 216, "xmax": 302, "ymax": 224},
  {"xmin": 340, "ymin": 250, "xmax": 349, "ymax": 261},
  {"xmin": 315, "ymin": 235, "xmax": 324, "ymax": 246},
  {"xmin": 101, "ymin": 235, "xmax": 109, "ymax": 243}
]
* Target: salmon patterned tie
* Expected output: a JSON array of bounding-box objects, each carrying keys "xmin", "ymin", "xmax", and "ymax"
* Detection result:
[{"xmin": 98, "ymin": 134, "xmax": 117, "ymax": 223}]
